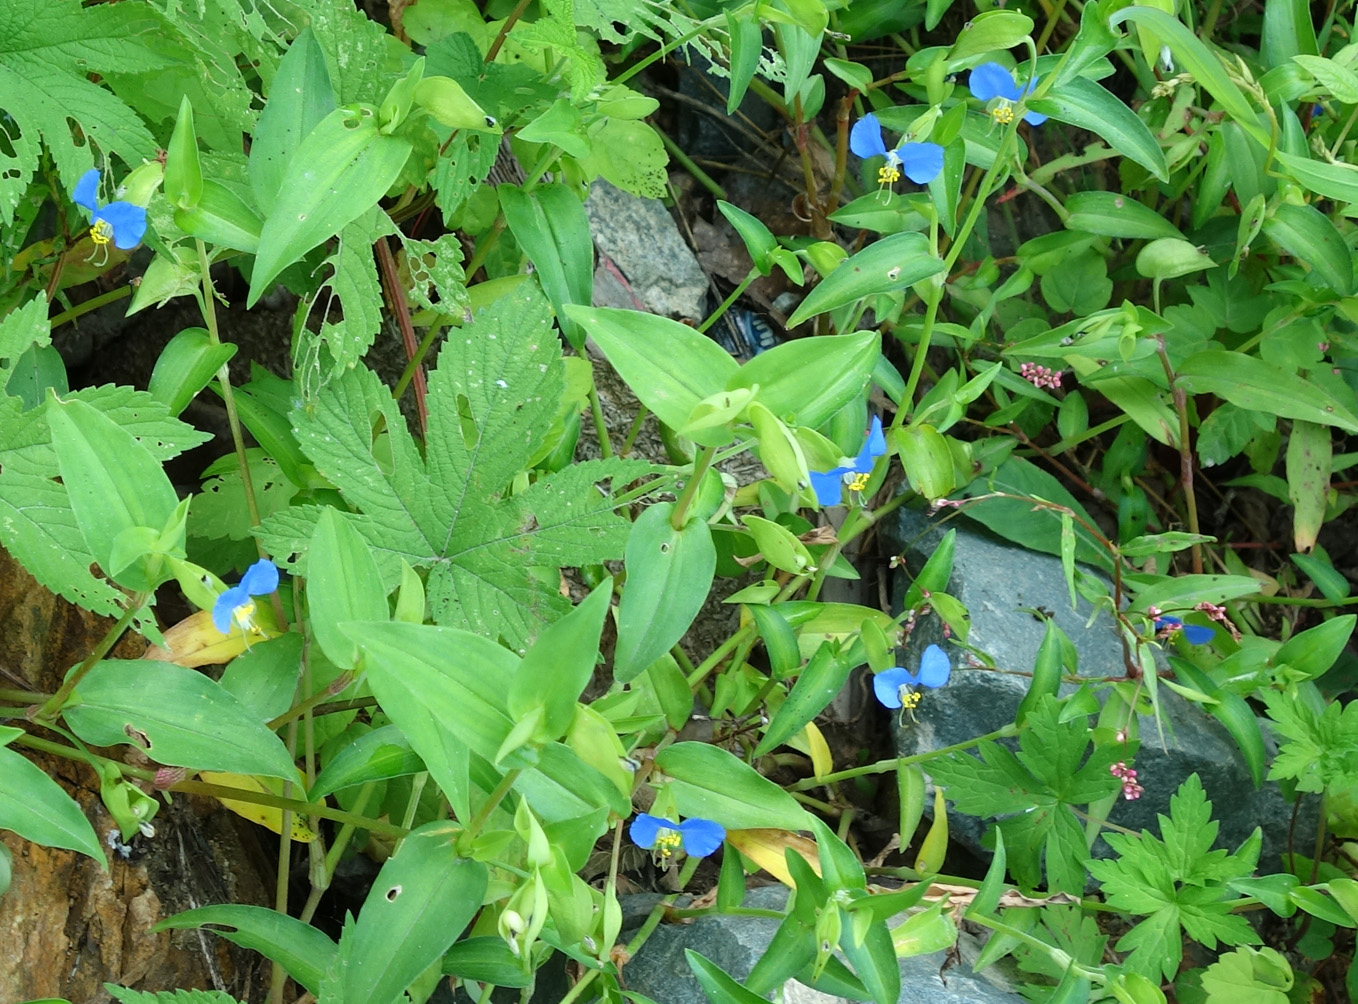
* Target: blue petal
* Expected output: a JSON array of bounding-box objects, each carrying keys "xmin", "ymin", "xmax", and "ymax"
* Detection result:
[
  {"xmin": 94, "ymin": 201, "xmax": 147, "ymax": 249},
  {"xmin": 1154, "ymin": 616, "xmax": 1183, "ymax": 630},
  {"xmin": 240, "ymin": 558, "xmax": 279, "ymax": 597},
  {"xmin": 679, "ymin": 818, "xmax": 726, "ymax": 857},
  {"xmin": 1022, "ymin": 108, "xmax": 1049, "ymax": 127},
  {"xmin": 629, "ymin": 813, "xmax": 667, "ymax": 849},
  {"xmin": 897, "ymin": 142, "xmax": 945, "ymax": 185},
  {"xmin": 873, "ymin": 667, "xmax": 915, "ymax": 709},
  {"xmin": 849, "ymin": 114, "xmax": 888, "ymax": 160},
  {"xmin": 917, "ymin": 644, "xmax": 951, "ymax": 688},
  {"xmin": 810, "ymin": 468, "xmax": 847, "ymax": 506},
  {"xmin": 851, "ymin": 416, "xmax": 887, "ymax": 473},
  {"xmin": 969, "ymin": 63, "xmax": 1020, "ymax": 102},
  {"xmin": 1183, "ymin": 624, "xmax": 1215, "ymax": 645},
  {"xmin": 213, "ymin": 583, "xmax": 250, "ymax": 633},
  {"xmin": 74, "ymin": 168, "xmax": 100, "ymax": 211}
]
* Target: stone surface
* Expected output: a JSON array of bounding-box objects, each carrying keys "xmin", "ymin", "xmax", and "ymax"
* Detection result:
[
  {"xmin": 883, "ymin": 506, "xmax": 1317, "ymax": 871},
  {"xmin": 586, "ymin": 180, "xmax": 709, "ymax": 320},
  {"xmin": 618, "ymin": 886, "xmax": 1024, "ymax": 1003}
]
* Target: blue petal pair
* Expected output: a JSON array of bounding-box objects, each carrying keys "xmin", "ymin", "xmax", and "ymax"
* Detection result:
[
  {"xmin": 1154, "ymin": 615, "xmax": 1214, "ymax": 646},
  {"xmin": 873, "ymin": 644, "xmax": 951, "ymax": 709},
  {"xmin": 213, "ymin": 559, "xmax": 279, "ymax": 635},
  {"xmin": 849, "ymin": 114, "xmax": 944, "ymax": 186},
  {"xmin": 810, "ymin": 416, "xmax": 887, "ymax": 506},
  {"xmin": 969, "ymin": 63, "xmax": 1048, "ymax": 126},
  {"xmin": 73, "ymin": 169, "xmax": 148, "ymax": 250},
  {"xmin": 630, "ymin": 813, "xmax": 725, "ymax": 858}
]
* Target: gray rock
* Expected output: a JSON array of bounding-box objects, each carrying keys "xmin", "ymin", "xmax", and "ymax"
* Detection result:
[
  {"xmin": 619, "ymin": 885, "xmax": 1025, "ymax": 1003},
  {"xmin": 586, "ymin": 181, "xmax": 709, "ymax": 320},
  {"xmin": 883, "ymin": 506, "xmax": 1317, "ymax": 872}
]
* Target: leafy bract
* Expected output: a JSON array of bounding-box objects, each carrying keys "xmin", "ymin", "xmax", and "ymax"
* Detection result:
[
  {"xmin": 258, "ymin": 282, "xmax": 655, "ymax": 651},
  {"xmin": 1087, "ymin": 774, "xmax": 1260, "ymax": 981},
  {"xmin": 927, "ymin": 695, "xmax": 1121, "ymax": 893}
]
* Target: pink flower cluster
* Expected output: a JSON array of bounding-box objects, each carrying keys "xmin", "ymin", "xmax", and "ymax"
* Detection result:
[
  {"xmin": 1110, "ymin": 761, "xmax": 1144, "ymax": 800},
  {"xmin": 1194, "ymin": 600, "xmax": 1241, "ymax": 641},
  {"xmin": 1020, "ymin": 362, "xmax": 1063, "ymax": 390}
]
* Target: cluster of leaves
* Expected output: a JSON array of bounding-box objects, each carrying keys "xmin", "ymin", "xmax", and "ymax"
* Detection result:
[{"xmin": 7, "ymin": 0, "xmax": 1358, "ymax": 1002}]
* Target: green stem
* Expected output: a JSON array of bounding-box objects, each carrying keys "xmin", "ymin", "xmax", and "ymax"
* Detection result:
[
  {"xmin": 613, "ymin": 18, "xmax": 722, "ymax": 87},
  {"xmin": 790, "ymin": 723, "xmax": 1020, "ymax": 790},
  {"xmin": 393, "ymin": 322, "xmax": 444, "ymax": 403},
  {"xmin": 0, "ymin": 687, "xmax": 47, "ymax": 704},
  {"xmin": 656, "ymin": 125, "xmax": 728, "ymax": 200},
  {"xmin": 687, "ymin": 626, "xmax": 755, "ymax": 690},
  {"xmin": 299, "ymin": 781, "xmax": 377, "ymax": 924},
  {"xmin": 698, "ymin": 268, "xmax": 759, "ymax": 334},
  {"xmin": 484, "ymin": 0, "xmax": 533, "ymax": 62},
  {"xmin": 619, "ymin": 406, "xmax": 649, "ymax": 457},
  {"xmin": 464, "ymin": 768, "xmax": 521, "ymax": 839},
  {"xmin": 670, "ymin": 445, "xmax": 717, "ymax": 530},
  {"xmin": 36, "ymin": 597, "xmax": 144, "ymax": 719},
  {"xmin": 47, "ymin": 285, "xmax": 131, "ymax": 330},
  {"xmin": 1154, "ymin": 334, "xmax": 1202, "ymax": 574},
  {"xmin": 588, "ymin": 380, "xmax": 614, "ymax": 459}
]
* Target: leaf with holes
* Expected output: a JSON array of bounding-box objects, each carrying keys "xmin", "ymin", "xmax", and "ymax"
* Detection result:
[{"xmin": 258, "ymin": 281, "xmax": 658, "ymax": 652}]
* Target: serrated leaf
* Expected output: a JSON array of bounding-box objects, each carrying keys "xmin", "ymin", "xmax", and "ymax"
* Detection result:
[
  {"xmin": 104, "ymin": 988, "xmax": 245, "ymax": 1004},
  {"xmin": 306, "ymin": 206, "xmax": 397, "ymax": 374},
  {"xmin": 259, "ymin": 283, "xmax": 655, "ymax": 652}
]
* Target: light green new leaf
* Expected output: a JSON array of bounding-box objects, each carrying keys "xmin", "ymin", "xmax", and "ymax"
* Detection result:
[
  {"xmin": 147, "ymin": 327, "xmax": 236, "ymax": 417},
  {"xmin": 248, "ymin": 105, "xmax": 411, "ymax": 306},
  {"xmin": 615, "ymin": 502, "xmax": 716, "ymax": 682},
  {"xmin": 728, "ymin": 330, "xmax": 880, "ymax": 429},
  {"xmin": 565, "ymin": 305, "xmax": 739, "ymax": 437},
  {"xmin": 63, "ymin": 660, "xmax": 297, "ymax": 780},
  {"xmin": 1028, "ymin": 78, "xmax": 1167, "ymax": 181},
  {"xmin": 343, "ymin": 823, "xmax": 487, "ymax": 1004},
  {"xmin": 249, "ymin": 28, "xmax": 336, "ymax": 215},
  {"xmin": 0, "ymin": 744, "xmax": 106, "ymax": 866},
  {"xmin": 655, "ymin": 742, "xmax": 809, "ymax": 831},
  {"xmin": 154, "ymin": 905, "xmax": 335, "ymax": 996},
  {"xmin": 786, "ymin": 232, "xmax": 944, "ymax": 326},
  {"xmin": 308, "ymin": 507, "xmax": 389, "ymax": 669}
]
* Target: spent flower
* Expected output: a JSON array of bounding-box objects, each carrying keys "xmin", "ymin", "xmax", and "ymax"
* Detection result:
[
  {"xmin": 810, "ymin": 416, "xmax": 887, "ymax": 506},
  {"xmin": 968, "ymin": 63, "xmax": 1047, "ymax": 127},
  {"xmin": 873, "ymin": 643, "xmax": 951, "ymax": 710},
  {"xmin": 73, "ymin": 168, "xmax": 148, "ymax": 251},
  {"xmin": 630, "ymin": 813, "xmax": 725, "ymax": 859},
  {"xmin": 849, "ymin": 113, "xmax": 944, "ymax": 188},
  {"xmin": 213, "ymin": 559, "xmax": 279, "ymax": 636}
]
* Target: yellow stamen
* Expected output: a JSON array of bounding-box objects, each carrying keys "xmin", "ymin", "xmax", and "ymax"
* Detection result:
[
  {"xmin": 877, "ymin": 164, "xmax": 901, "ymax": 185},
  {"xmin": 653, "ymin": 830, "xmax": 683, "ymax": 859},
  {"xmin": 233, "ymin": 599, "xmax": 262, "ymax": 635},
  {"xmin": 991, "ymin": 104, "xmax": 1015, "ymax": 125},
  {"xmin": 847, "ymin": 472, "xmax": 871, "ymax": 492},
  {"xmin": 900, "ymin": 690, "xmax": 923, "ymax": 710},
  {"xmin": 89, "ymin": 219, "xmax": 113, "ymax": 245}
]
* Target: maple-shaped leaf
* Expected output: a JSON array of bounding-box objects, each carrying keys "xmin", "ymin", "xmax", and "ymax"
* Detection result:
[
  {"xmin": 258, "ymin": 281, "xmax": 658, "ymax": 651},
  {"xmin": 0, "ymin": 0, "xmax": 175, "ymax": 225},
  {"xmin": 928, "ymin": 695, "xmax": 1122, "ymax": 893},
  {"xmin": 1262, "ymin": 689, "xmax": 1358, "ymax": 797},
  {"xmin": 1087, "ymin": 774, "xmax": 1261, "ymax": 982}
]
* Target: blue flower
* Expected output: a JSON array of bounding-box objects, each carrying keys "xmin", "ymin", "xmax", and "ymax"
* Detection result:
[
  {"xmin": 968, "ymin": 63, "xmax": 1048, "ymax": 126},
  {"xmin": 630, "ymin": 812, "xmax": 725, "ymax": 858},
  {"xmin": 849, "ymin": 113, "xmax": 944, "ymax": 186},
  {"xmin": 212, "ymin": 558, "xmax": 279, "ymax": 635},
  {"xmin": 73, "ymin": 168, "xmax": 148, "ymax": 250},
  {"xmin": 1154, "ymin": 615, "xmax": 1214, "ymax": 646},
  {"xmin": 873, "ymin": 644, "xmax": 951, "ymax": 709},
  {"xmin": 810, "ymin": 416, "xmax": 887, "ymax": 506}
]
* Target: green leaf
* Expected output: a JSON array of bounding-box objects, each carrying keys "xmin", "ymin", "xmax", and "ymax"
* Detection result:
[
  {"xmin": 173, "ymin": 180, "xmax": 262, "ymax": 253},
  {"xmin": 0, "ymin": 294, "xmax": 53, "ymax": 389},
  {"xmin": 786, "ymin": 232, "xmax": 944, "ymax": 326},
  {"xmin": 724, "ymin": 10, "xmax": 762, "ymax": 113},
  {"xmin": 500, "ymin": 183, "xmax": 593, "ymax": 348},
  {"xmin": 47, "ymin": 395, "xmax": 178, "ymax": 590},
  {"xmin": 249, "ymin": 28, "xmax": 336, "ymax": 216},
  {"xmin": 1201, "ymin": 946, "xmax": 1292, "ymax": 1004},
  {"xmin": 717, "ymin": 199, "xmax": 777, "ymax": 273},
  {"xmin": 306, "ymin": 207, "xmax": 398, "ymax": 376},
  {"xmin": 440, "ymin": 938, "xmax": 531, "ymax": 987},
  {"xmin": 1276, "ymin": 615, "xmax": 1355, "ymax": 679},
  {"xmin": 685, "ymin": 950, "xmax": 769, "ymax": 1004},
  {"xmin": 1126, "ymin": 573, "xmax": 1260, "ymax": 610},
  {"xmin": 1263, "ymin": 202, "xmax": 1354, "ymax": 294},
  {"xmin": 308, "ymin": 507, "xmax": 389, "ymax": 669},
  {"xmin": 728, "ymin": 330, "xmax": 880, "ymax": 430},
  {"xmin": 164, "ymin": 95, "xmax": 203, "ymax": 211},
  {"xmin": 508, "ymin": 579, "xmax": 611, "ymax": 739},
  {"xmin": 1108, "ymin": 7, "xmax": 1267, "ymax": 147},
  {"xmin": 615, "ymin": 502, "xmax": 717, "ymax": 682},
  {"xmin": 0, "ymin": 0, "xmax": 164, "ymax": 226},
  {"xmin": 248, "ymin": 105, "xmax": 411, "ymax": 306},
  {"xmin": 154, "ymin": 905, "xmax": 335, "ymax": 996},
  {"xmin": 947, "ymin": 10, "xmax": 1035, "ymax": 60},
  {"xmin": 309, "ymin": 725, "xmax": 425, "ymax": 800},
  {"xmin": 147, "ymin": 327, "xmax": 236, "ymax": 417},
  {"xmin": 1175, "ymin": 348, "xmax": 1358, "ymax": 434},
  {"xmin": 103, "ymin": 989, "xmax": 243, "ymax": 1004},
  {"xmin": 1286, "ymin": 418, "xmax": 1332, "ymax": 553},
  {"xmin": 1261, "ymin": 689, "xmax": 1358, "ymax": 796},
  {"xmin": 754, "ymin": 644, "xmax": 851, "ymax": 756},
  {"xmin": 0, "ymin": 743, "xmax": 106, "ymax": 866},
  {"xmin": 259, "ymin": 284, "xmax": 651, "ymax": 652},
  {"xmin": 1028, "ymin": 77, "xmax": 1168, "ymax": 181},
  {"xmin": 1064, "ymin": 191, "xmax": 1184, "ymax": 241},
  {"xmin": 343, "ymin": 822, "xmax": 487, "ymax": 1004},
  {"xmin": 1275, "ymin": 150, "xmax": 1358, "ymax": 204},
  {"xmin": 565, "ymin": 305, "xmax": 740, "ymax": 438},
  {"xmin": 63, "ymin": 660, "xmax": 298, "ymax": 780},
  {"xmin": 1263, "ymin": 0, "xmax": 1318, "ymax": 66},
  {"xmin": 654, "ymin": 742, "xmax": 809, "ymax": 831},
  {"xmin": 1171, "ymin": 660, "xmax": 1266, "ymax": 788}
]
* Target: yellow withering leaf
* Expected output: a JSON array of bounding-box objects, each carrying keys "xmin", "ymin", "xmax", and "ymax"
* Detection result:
[
  {"xmin": 727, "ymin": 828, "xmax": 820, "ymax": 887},
  {"xmin": 145, "ymin": 608, "xmax": 281, "ymax": 667},
  {"xmin": 199, "ymin": 770, "xmax": 318, "ymax": 842}
]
